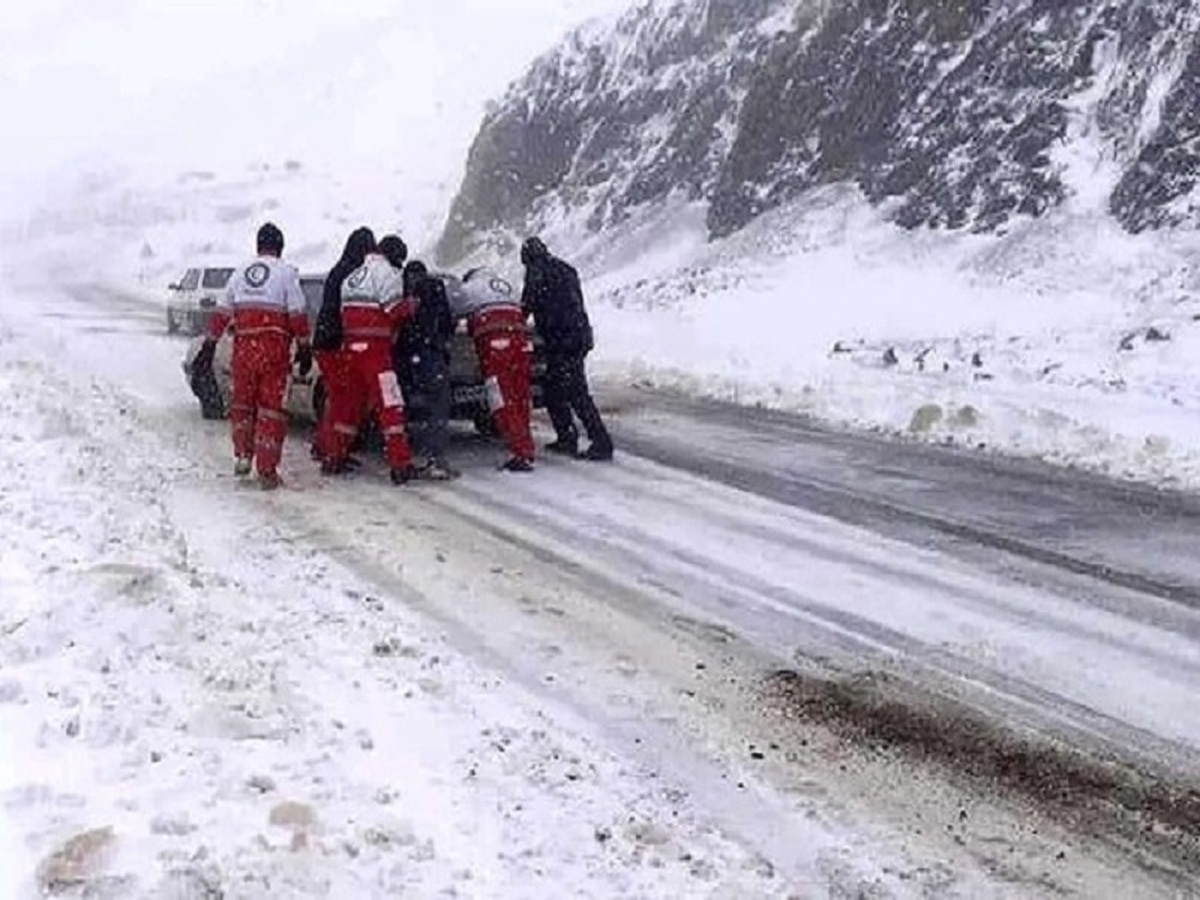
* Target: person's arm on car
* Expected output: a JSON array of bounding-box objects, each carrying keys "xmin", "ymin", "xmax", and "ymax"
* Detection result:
[{"xmin": 283, "ymin": 265, "xmax": 313, "ymax": 375}]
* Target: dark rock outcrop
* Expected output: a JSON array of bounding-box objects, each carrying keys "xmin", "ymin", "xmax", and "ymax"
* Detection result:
[{"xmin": 437, "ymin": 0, "xmax": 1200, "ymax": 264}]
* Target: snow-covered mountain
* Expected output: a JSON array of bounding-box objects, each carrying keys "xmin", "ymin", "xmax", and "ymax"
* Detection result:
[{"xmin": 437, "ymin": 0, "xmax": 1200, "ymax": 263}]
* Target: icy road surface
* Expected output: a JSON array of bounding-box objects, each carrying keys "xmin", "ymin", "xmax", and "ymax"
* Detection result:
[{"xmin": 0, "ymin": 282, "xmax": 1196, "ymax": 898}]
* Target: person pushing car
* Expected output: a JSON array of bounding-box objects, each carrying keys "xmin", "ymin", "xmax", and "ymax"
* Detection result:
[
  {"xmin": 194, "ymin": 222, "xmax": 312, "ymax": 490},
  {"xmin": 519, "ymin": 237, "xmax": 612, "ymax": 461},
  {"xmin": 456, "ymin": 267, "xmax": 536, "ymax": 472},
  {"xmin": 326, "ymin": 234, "xmax": 421, "ymax": 485},
  {"xmin": 396, "ymin": 260, "xmax": 458, "ymax": 480},
  {"xmin": 311, "ymin": 226, "xmax": 375, "ymax": 472}
]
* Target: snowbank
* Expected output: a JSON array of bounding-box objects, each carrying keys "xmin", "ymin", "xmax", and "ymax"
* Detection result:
[{"xmin": 579, "ymin": 187, "xmax": 1200, "ymax": 491}]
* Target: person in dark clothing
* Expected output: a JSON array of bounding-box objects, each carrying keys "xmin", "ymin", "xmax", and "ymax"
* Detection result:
[
  {"xmin": 519, "ymin": 237, "xmax": 613, "ymax": 461},
  {"xmin": 395, "ymin": 259, "xmax": 458, "ymax": 480},
  {"xmin": 312, "ymin": 226, "xmax": 375, "ymax": 469},
  {"xmin": 378, "ymin": 234, "xmax": 408, "ymax": 270}
]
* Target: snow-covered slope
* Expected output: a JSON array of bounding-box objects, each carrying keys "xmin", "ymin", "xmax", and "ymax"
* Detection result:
[
  {"xmin": 581, "ymin": 187, "xmax": 1200, "ymax": 488},
  {"xmin": 416, "ymin": 0, "xmax": 1200, "ymax": 490},
  {"xmin": 4, "ymin": 161, "xmax": 454, "ymax": 290},
  {"xmin": 437, "ymin": 0, "xmax": 1200, "ymax": 261}
]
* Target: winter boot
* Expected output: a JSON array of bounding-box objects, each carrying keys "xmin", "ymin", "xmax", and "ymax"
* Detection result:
[
  {"xmin": 258, "ymin": 471, "xmax": 283, "ymax": 491},
  {"xmin": 580, "ymin": 443, "xmax": 614, "ymax": 462},
  {"xmin": 417, "ymin": 458, "xmax": 460, "ymax": 481},
  {"xmin": 320, "ymin": 458, "xmax": 350, "ymax": 476},
  {"xmin": 500, "ymin": 456, "xmax": 535, "ymax": 473},
  {"xmin": 234, "ymin": 457, "xmax": 253, "ymax": 477},
  {"xmin": 390, "ymin": 465, "xmax": 420, "ymax": 486},
  {"xmin": 544, "ymin": 438, "xmax": 578, "ymax": 457}
]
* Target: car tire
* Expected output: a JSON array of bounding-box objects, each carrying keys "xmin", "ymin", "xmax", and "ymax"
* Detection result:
[
  {"xmin": 473, "ymin": 409, "xmax": 499, "ymax": 437},
  {"xmin": 190, "ymin": 364, "xmax": 226, "ymax": 420}
]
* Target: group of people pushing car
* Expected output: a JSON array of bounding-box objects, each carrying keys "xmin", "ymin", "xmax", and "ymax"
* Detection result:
[{"xmin": 193, "ymin": 221, "xmax": 613, "ymax": 490}]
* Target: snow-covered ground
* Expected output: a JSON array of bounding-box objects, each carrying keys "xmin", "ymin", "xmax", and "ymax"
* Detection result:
[
  {"xmin": 2, "ymin": 269, "xmax": 1193, "ymax": 898},
  {"xmin": 6, "ymin": 3, "xmax": 1199, "ymax": 897},
  {"xmin": 0, "ymin": 283, "xmax": 802, "ymax": 897}
]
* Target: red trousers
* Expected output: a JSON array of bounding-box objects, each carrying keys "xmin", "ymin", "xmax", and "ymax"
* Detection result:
[
  {"xmin": 475, "ymin": 328, "xmax": 535, "ymax": 461},
  {"xmin": 230, "ymin": 334, "xmax": 290, "ymax": 477},
  {"xmin": 330, "ymin": 340, "xmax": 412, "ymax": 470},
  {"xmin": 313, "ymin": 348, "xmax": 362, "ymax": 460}
]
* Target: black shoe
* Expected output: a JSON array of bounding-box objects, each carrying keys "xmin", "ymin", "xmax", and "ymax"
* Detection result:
[
  {"xmin": 500, "ymin": 456, "xmax": 535, "ymax": 473},
  {"xmin": 544, "ymin": 439, "xmax": 578, "ymax": 457},
  {"xmin": 390, "ymin": 465, "xmax": 420, "ymax": 485},
  {"xmin": 258, "ymin": 471, "xmax": 283, "ymax": 491},
  {"xmin": 321, "ymin": 458, "xmax": 349, "ymax": 476},
  {"xmin": 416, "ymin": 458, "xmax": 460, "ymax": 481},
  {"xmin": 344, "ymin": 456, "xmax": 363, "ymax": 470},
  {"xmin": 580, "ymin": 443, "xmax": 613, "ymax": 462}
]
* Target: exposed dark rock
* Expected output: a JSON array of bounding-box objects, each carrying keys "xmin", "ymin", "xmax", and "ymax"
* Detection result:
[{"xmin": 437, "ymin": 0, "xmax": 1200, "ymax": 264}]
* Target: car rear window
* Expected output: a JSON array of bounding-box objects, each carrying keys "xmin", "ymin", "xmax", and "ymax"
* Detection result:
[{"xmin": 201, "ymin": 268, "xmax": 234, "ymax": 289}]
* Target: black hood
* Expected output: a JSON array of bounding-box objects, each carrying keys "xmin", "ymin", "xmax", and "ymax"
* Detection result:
[
  {"xmin": 313, "ymin": 226, "xmax": 376, "ymax": 351},
  {"xmin": 340, "ymin": 226, "xmax": 376, "ymax": 269}
]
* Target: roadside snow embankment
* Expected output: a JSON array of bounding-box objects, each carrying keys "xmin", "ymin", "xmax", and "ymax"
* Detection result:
[{"xmin": 578, "ymin": 187, "xmax": 1200, "ymax": 491}]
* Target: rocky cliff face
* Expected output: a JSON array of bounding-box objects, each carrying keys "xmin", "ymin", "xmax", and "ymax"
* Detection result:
[{"xmin": 436, "ymin": 0, "xmax": 1200, "ymax": 264}]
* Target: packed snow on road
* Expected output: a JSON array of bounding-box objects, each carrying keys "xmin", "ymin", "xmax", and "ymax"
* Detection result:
[{"xmin": 3, "ymin": 1, "xmax": 1200, "ymax": 898}]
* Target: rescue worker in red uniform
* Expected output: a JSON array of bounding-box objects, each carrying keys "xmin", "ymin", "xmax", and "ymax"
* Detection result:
[
  {"xmin": 198, "ymin": 222, "xmax": 311, "ymax": 490},
  {"xmin": 456, "ymin": 267, "xmax": 536, "ymax": 472},
  {"xmin": 328, "ymin": 235, "xmax": 421, "ymax": 485},
  {"xmin": 311, "ymin": 226, "xmax": 375, "ymax": 470}
]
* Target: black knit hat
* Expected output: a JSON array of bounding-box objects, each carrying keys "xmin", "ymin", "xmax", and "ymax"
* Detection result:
[
  {"xmin": 378, "ymin": 235, "xmax": 408, "ymax": 268},
  {"xmin": 256, "ymin": 222, "xmax": 285, "ymax": 254}
]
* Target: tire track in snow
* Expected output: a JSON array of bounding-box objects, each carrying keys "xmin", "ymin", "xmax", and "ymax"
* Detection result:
[
  {"xmin": 401, "ymin": 460, "xmax": 1200, "ymax": 877},
  {"xmin": 612, "ymin": 393, "xmax": 1200, "ymax": 612},
  {"xmin": 431, "ymin": 470, "xmax": 1200, "ymax": 772}
]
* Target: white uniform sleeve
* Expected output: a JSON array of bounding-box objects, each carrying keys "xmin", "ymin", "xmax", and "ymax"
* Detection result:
[
  {"xmin": 283, "ymin": 264, "xmax": 306, "ymax": 318},
  {"xmin": 377, "ymin": 266, "xmax": 407, "ymax": 310},
  {"xmin": 219, "ymin": 266, "xmax": 239, "ymax": 312}
]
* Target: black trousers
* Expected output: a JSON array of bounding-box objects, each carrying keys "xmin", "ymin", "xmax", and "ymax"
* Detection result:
[
  {"xmin": 400, "ymin": 351, "xmax": 451, "ymax": 460},
  {"xmin": 544, "ymin": 351, "xmax": 611, "ymax": 450}
]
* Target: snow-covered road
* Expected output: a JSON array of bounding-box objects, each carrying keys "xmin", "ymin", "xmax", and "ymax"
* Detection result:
[{"xmin": 0, "ymin": 281, "xmax": 1196, "ymax": 898}]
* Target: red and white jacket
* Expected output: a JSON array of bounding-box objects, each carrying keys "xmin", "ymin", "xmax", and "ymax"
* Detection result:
[
  {"xmin": 453, "ymin": 268, "xmax": 525, "ymax": 339},
  {"xmin": 208, "ymin": 255, "xmax": 309, "ymax": 342},
  {"xmin": 339, "ymin": 253, "xmax": 416, "ymax": 342}
]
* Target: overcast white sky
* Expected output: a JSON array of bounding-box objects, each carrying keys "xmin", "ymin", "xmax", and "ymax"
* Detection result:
[{"xmin": 0, "ymin": 0, "xmax": 632, "ymax": 213}]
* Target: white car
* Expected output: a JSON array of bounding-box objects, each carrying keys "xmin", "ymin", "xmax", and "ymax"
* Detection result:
[
  {"xmin": 166, "ymin": 265, "xmax": 236, "ymax": 335},
  {"xmin": 182, "ymin": 272, "xmax": 546, "ymax": 431}
]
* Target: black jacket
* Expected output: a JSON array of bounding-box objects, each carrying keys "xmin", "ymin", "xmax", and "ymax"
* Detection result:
[
  {"xmin": 521, "ymin": 255, "xmax": 594, "ymax": 356},
  {"xmin": 313, "ymin": 228, "xmax": 375, "ymax": 351},
  {"xmin": 398, "ymin": 275, "xmax": 454, "ymax": 364}
]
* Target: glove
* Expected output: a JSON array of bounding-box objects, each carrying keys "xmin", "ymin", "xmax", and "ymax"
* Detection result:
[
  {"xmin": 294, "ymin": 342, "xmax": 313, "ymax": 378},
  {"xmin": 192, "ymin": 337, "xmax": 216, "ymax": 375}
]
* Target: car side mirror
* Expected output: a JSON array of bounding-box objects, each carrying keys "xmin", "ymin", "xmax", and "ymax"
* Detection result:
[{"xmin": 168, "ymin": 283, "xmax": 180, "ymax": 291}]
